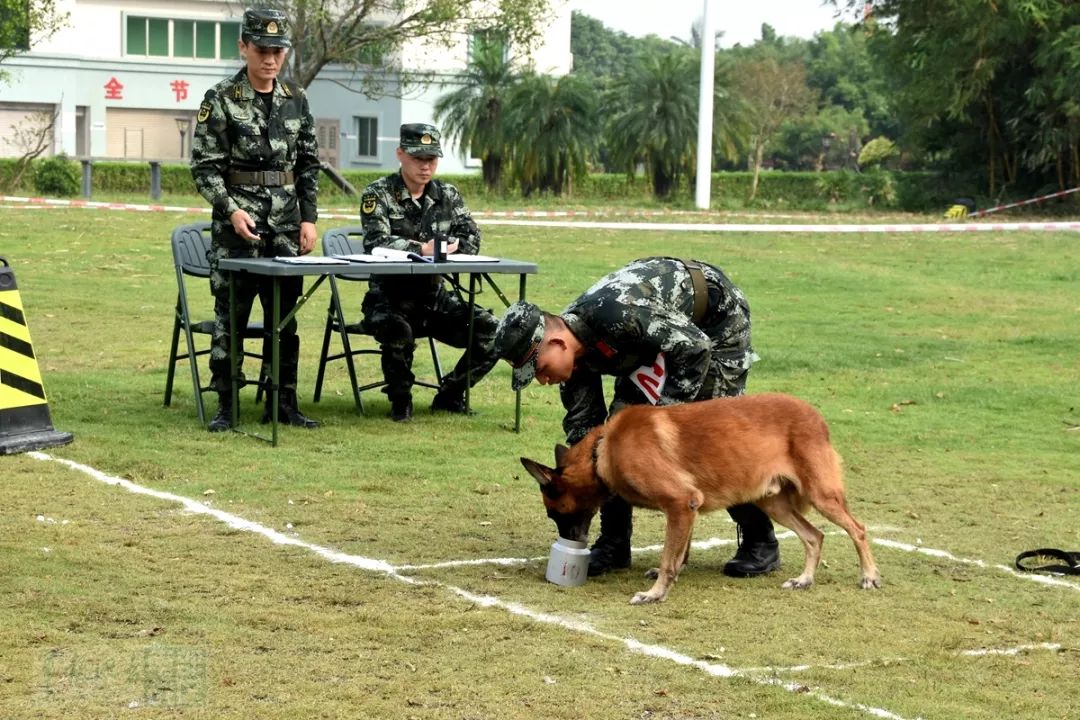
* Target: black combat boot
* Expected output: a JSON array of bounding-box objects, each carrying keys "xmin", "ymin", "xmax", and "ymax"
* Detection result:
[
  {"xmin": 723, "ymin": 503, "xmax": 780, "ymax": 577},
  {"xmin": 588, "ymin": 496, "xmax": 633, "ymax": 576},
  {"xmin": 430, "ymin": 387, "xmax": 474, "ymax": 415},
  {"xmin": 262, "ymin": 389, "xmax": 320, "ymax": 428},
  {"xmin": 390, "ymin": 395, "xmax": 413, "ymax": 423},
  {"xmin": 207, "ymin": 392, "xmax": 233, "ymax": 433}
]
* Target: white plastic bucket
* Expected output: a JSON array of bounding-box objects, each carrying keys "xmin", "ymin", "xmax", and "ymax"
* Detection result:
[{"xmin": 545, "ymin": 537, "xmax": 590, "ymax": 587}]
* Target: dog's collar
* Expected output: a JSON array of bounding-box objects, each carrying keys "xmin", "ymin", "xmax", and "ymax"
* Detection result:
[{"xmin": 591, "ymin": 433, "xmax": 610, "ymax": 494}]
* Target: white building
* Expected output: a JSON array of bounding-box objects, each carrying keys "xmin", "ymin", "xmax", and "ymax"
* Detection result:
[{"xmin": 0, "ymin": 0, "xmax": 572, "ymax": 173}]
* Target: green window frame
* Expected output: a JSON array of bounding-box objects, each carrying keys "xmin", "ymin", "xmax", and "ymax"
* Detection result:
[
  {"xmin": 221, "ymin": 22, "xmax": 241, "ymax": 59},
  {"xmin": 125, "ymin": 15, "xmax": 242, "ymax": 59},
  {"xmin": 126, "ymin": 16, "xmax": 147, "ymax": 55},
  {"xmin": 173, "ymin": 19, "xmax": 194, "ymax": 58},
  {"xmin": 147, "ymin": 17, "xmax": 169, "ymax": 57},
  {"xmin": 195, "ymin": 21, "xmax": 216, "ymax": 59}
]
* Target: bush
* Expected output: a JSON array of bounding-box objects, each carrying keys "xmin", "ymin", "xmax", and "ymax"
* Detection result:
[
  {"xmin": 858, "ymin": 137, "xmax": 899, "ymax": 169},
  {"xmin": 33, "ymin": 154, "xmax": 80, "ymax": 197}
]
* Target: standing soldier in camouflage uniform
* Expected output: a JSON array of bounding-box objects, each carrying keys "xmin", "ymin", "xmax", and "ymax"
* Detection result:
[
  {"xmin": 191, "ymin": 8, "xmax": 321, "ymax": 432},
  {"xmin": 492, "ymin": 257, "xmax": 779, "ymax": 578},
  {"xmin": 358, "ymin": 123, "xmax": 499, "ymax": 422}
]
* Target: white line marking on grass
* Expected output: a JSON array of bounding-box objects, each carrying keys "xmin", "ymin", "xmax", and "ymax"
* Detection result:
[
  {"xmin": 960, "ymin": 643, "xmax": 1063, "ymax": 657},
  {"xmin": 31, "ymin": 451, "xmax": 923, "ymax": 720},
  {"xmin": 873, "ymin": 538, "xmax": 1080, "ymax": 592},
  {"xmin": 738, "ymin": 643, "xmax": 1065, "ymax": 675}
]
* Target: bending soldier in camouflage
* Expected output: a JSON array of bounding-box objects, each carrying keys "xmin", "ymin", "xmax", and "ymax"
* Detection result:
[
  {"xmin": 492, "ymin": 257, "xmax": 779, "ymax": 578},
  {"xmin": 191, "ymin": 8, "xmax": 321, "ymax": 432},
  {"xmin": 358, "ymin": 123, "xmax": 499, "ymax": 422}
]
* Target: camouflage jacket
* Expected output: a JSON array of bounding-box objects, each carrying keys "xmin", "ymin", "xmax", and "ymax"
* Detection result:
[
  {"xmin": 191, "ymin": 68, "xmax": 319, "ymax": 236},
  {"xmin": 359, "ymin": 172, "xmax": 481, "ymax": 296},
  {"xmin": 558, "ymin": 257, "xmax": 755, "ymax": 443}
]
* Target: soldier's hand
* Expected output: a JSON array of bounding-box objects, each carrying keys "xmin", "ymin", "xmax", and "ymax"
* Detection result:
[
  {"xmin": 230, "ymin": 209, "xmax": 261, "ymax": 241},
  {"xmin": 299, "ymin": 221, "xmax": 317, "ymax": 255}
]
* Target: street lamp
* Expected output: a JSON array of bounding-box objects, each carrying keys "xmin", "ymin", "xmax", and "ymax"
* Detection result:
[{"xmin": 176, "ymin": 117, "xmax": 191, "ymax": 159}]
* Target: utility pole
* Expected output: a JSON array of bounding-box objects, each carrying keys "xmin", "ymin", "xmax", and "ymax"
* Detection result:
[{"xmin": 694, "ymin": 0, "xmax": 716, "ymax": 209}]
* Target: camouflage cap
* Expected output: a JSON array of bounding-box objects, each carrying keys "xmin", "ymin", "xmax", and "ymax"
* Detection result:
[
  {"xmin": 400, "ymin": 123, "xmax": 443, "ymax": 158},
  {"xmin": 242, "ymin": 8, "xmax": 291, "ymax": 48},
  {"xmin": 493, "ymin": 301, "xmax": 545, "ymax": 390}
]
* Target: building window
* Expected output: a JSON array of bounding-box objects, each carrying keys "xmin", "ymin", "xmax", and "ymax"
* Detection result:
[
  {"xmin": 355, "ymin": 117, "xmax": 378, "ymax": 158},
  {"xmin": 221, "ymin": 22, "xmax": 242, "ymax": 59},
  {"xmin": 125, "ymin": 15, "xmax": 241, "ymax": 60},
  {"xmin": 195, "ymin": 22, "xmax": 216, "ymax": 59},
  {"xmin": 174, "ymin": 20, "xmax": 194, "ymax": 57}
]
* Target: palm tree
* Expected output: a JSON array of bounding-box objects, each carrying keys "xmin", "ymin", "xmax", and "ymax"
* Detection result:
[
  {"xmin": 604, "ymin": 47, "xmax": 698, "ymax": 199},
  {"xmin": 605, "ymin": 46, "xmax": 746, "ymax": 200},
  {"xmin": 503, "ymin": 72, "xmax": 598, "ymax": 197},
  {"xmin": 434, "ymin": 34, "xmax": 516, "ymax": 191}
]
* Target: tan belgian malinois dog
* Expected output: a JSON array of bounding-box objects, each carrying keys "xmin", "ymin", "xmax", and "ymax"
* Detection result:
[{"xmin": 521, "ymin": 393, "xmax": 882, "ymax": 604}]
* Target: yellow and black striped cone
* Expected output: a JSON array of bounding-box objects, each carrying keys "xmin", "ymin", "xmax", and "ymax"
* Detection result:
[{"xmin": 0, "ymin": 257, "xmax": 73, "ymax": 454}]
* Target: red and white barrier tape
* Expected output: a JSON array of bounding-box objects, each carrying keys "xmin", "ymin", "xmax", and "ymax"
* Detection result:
[
  {"xmin": 3, "ymin": 195, "xmax": 1079, "ymax": 232},
  {"xmin": 968, "ymin": 186, "xmax": 1079, "ymax": 218}
]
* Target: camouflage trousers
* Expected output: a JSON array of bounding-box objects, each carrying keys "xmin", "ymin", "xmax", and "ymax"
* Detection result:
[
  {"xmin": 360, "ymin": 284, "xmax": 499, "ymax": 401},
  {"xmin": 207, "ymin": 225, "xmax": 302, "ymax": 393}
]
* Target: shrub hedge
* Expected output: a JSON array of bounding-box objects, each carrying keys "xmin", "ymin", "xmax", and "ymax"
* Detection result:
[{"xmin": 0, "ymin": 156, "xmax": 1054, "ymax": 214}]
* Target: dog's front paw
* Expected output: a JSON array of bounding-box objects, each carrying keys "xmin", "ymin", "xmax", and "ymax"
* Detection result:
[
  {"xmin": 782, "ymin": 576, "xmax": 814, "ymax": 590},
  {"xmin": 644, "ymin": 567, "xmax": 659, "ymax": 579},
  {"xmin": 860, "ymin": 575, "xmax": 882, "ymax": 589},
  {"xmin": 630, "ymin": 590, "xmax": 664, "ymax": 605}
]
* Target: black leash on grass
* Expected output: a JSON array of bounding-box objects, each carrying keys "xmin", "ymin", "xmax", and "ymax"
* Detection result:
[{"xmin": 1014, "ymin": 548, "xmax": 1080, "ymax": 575}]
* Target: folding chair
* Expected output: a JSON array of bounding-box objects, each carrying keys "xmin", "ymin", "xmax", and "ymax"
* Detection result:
[
  {"xmin": 312, "ymin": 226, "xmax": 443, "ymax": 414},
  {"xmin": 163, "ymin": 222, "xmax": 264, "ymax": 424}
]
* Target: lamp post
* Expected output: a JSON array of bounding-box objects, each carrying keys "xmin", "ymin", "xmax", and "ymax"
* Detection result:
[{"xmin": 176, "ymin": 117, "xmax": 191, "ymax": 159}]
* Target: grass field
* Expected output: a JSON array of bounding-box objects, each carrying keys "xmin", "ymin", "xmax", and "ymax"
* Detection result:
[{"xmin": 1, "ymin": 201, "xmax": 1077, "ymax": 719}]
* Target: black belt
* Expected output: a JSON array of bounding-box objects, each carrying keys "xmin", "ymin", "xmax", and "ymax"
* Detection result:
[
  {"xmin": 227, "ymin": 170, "xmax": 295, "ymax": 186},
  {"xmin": 681, "ymin": 258, "xmax": 709, "ymax": 325}
]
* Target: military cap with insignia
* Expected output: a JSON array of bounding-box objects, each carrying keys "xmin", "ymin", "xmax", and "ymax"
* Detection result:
[
  {"xmin": 492, "ymin": 301, "xmax": 546, "ymax": 390},
  {"xmin": 242, "ymin": 8, "xmax": 291, "ymax": 48},
  {"xmin": 399, "ymin": 123, "xmax": 443, "ymax": 158}
]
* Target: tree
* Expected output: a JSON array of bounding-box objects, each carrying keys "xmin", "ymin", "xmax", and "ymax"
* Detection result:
[
  {"xmin": 730, "ymin": 57, "xmax": 817, "ymax": 199},
  {"xmin": 604, "ymin": 47, "xmax": 699, "ymax": 199},
  {"xmin": 255, "ymin": 0, "xmax": 550, "ymax": 92},
  {"xmin": 830, "ymin": 0, "xmax": 1080, "ymax": 194},
  {"xmin": 805, "ymin": 23, "xmax": 896, "ymax": 140},
  {"xmin": 569, "ymin": 11, "xmax": 640, "ymax": 82},
  {"xmin": 0, "ymin": 0, "xmax": 68, "ymax": 82},
  {"xmin": 503, "ymin": 72, "xmax": 598, "ymax": 197},
  {"xmin": 434, "ymin": 32, "xmax": 517, "ymax": 191},
  {"xmin": 0, "ymin": 109, "xmax": 55, "ymax": 192}
]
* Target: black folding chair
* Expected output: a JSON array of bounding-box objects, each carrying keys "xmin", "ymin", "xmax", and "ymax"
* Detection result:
[
  {"xmin": 312, "ymin": 227, "xmax": 443, "ymax": 414},
  {"xmin": 163, "ymin": 222, "xmax": 264, "ymax": 424}
]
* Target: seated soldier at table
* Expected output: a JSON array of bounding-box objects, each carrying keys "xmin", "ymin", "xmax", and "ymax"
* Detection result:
[{"xmin": 357, "ymin": 123, "xmax": 499, "ymax": 422}]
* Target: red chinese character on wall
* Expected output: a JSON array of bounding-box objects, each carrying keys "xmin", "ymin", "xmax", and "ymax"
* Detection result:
[
  {"xmin": 104, "ymin": 77, "xmax": 124, "ymax": 100},
  {"xmin": 170, "ymin": 80, "xmax": 190, "ymax": 102}
]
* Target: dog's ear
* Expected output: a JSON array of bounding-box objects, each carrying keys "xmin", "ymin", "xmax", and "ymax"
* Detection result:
[
  {"xmin": 554, "ymin": 444, "xmax": 570, "ymax": 468},
  {"xmin": 520, "ymin": 457, "xmax": 556, "ymax": 487}
]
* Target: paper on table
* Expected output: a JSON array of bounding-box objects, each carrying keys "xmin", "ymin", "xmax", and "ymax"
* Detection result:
[
  {"xmin": 372, "ymin": 247, "xmax": 430, "ymax": 263},
  {"xmin": 334, "ymin": 253, "xmax": 391, "ymax": 263},
  {"xmin": 335, "ymin": 248, "xmax": 499, "ymax": 263},
  {"xmin": 273, "ymin": 255, "xmax": 351, "ymax": 265},
  {"xmin": 445, "ymin": 253, "xmax": 499, "ymax": 262}
]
